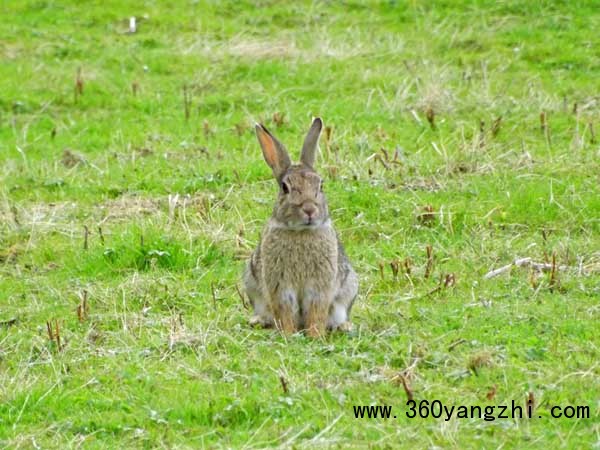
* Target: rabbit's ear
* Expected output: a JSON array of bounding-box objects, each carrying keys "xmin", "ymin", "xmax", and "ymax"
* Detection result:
[
  {"xmin": 256, "ymin": 123, "xmax": 291, "ymax": 180},
  {"xmin": 300, "ymin": 117, "xmax": 323, "ymax": 168}
]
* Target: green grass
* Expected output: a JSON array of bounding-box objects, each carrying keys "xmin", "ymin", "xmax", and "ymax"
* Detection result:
[{"xmin": 1, "ymin": 0, "xmax": 599, "ymax": 448}]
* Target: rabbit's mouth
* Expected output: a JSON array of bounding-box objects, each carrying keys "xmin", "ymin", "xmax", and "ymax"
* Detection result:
[
  {"xmin": 271, "ymin": 218, "xmax": 331, "ymax": 231},
  {"xmin": 299, "ymin": 217, "xmax": 327, "ymax": 229}
]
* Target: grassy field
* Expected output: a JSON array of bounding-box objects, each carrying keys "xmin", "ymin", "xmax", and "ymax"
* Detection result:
[{"xmin": 1, "ymin": 0, "xmax": 599, "ymax": 448}]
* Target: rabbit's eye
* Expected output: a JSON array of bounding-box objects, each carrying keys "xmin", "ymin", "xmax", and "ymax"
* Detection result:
[{"xmin": 281, "ymin": 182, "xmax": 290, "ymax": 194}]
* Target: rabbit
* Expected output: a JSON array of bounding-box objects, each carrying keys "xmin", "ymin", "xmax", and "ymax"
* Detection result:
[{"xmin": 243, "ymin": 117, "xmax": 358, "ymax": 337}]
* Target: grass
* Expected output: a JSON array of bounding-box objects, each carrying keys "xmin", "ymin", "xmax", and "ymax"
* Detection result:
[{"xmin": 1, "ymin": 0, "xmax": 599, "ymax": 448}]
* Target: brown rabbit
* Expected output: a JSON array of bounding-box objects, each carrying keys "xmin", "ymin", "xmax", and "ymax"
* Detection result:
[{"xmin": 243, "ymin": 117, "xmax": 358, "ymax": 337}]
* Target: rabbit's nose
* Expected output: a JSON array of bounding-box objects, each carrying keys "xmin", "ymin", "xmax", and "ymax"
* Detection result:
[{"xmin": 302, "ymin": 204, "xmax": 317, "ymax": 218}]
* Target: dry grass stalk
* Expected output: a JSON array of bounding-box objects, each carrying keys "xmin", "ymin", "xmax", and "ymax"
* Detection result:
[
  {"xmin": 417, "ymin": 205, "xmax": 436, "ymax": 226},
  {"xmin": 448, "ymin": 338, "xmax": 466, "ymax": 351},
  {"xmin": 279, "ymin": 374, "xmax": 289, "ymax": 394},
  {"xmin": 549, "ymin": 252, "xmax": 559, "ymax": 292},
  {"xmin": 183, "ymin": 84, "xmax": 191, "ymax": 120},
  {"xmin": 443, "ymin": 273, "xmax": 456, "ymax": 287},
  {"xmin": 272, "ymin": 112, "xmax": 285, "ymax": 127},
  {"xmin": 390, "ymin": 259, "xmax": 400, "ymax": 281},
  {"xmin": 378, "ymin": 261, "xmax": 385, "ymax": 280},
  {"xmin": 403, "ymin": 258, "xmax": 412, "ymax": 276},
  {"xmin": 526, "ymin": 392, "xmax": 535, "ymax": 418},
  {"xmin": 425, "ymin": 107, "xmax": 435, "ymax": 129},
  {"xmin": 77, "ymin": 290, "xmax": 89, "ymax": 323},
  {"xmin": 424, "ymin": 245, "xmax": 434, "ymax": 279},
  {"xmin": 540, "ymin": 111, "xmax": 547, "ymax": 133},
  {"xmin": 83, "ymin": 225, "xmax": 89, "ymax": 250},
  {"xmin": 324, "ymin": 125, "xmax": 333, "ymax": 158},
  {"xmin": 235, "ymin": 284, "xmax": 249, "ymax": 310},
  {"xmin": 491, "ymin": 116, "xmax": 502, "ymax": 137},
  {"xmin": 400, "ymin": 375, "xmax": 414, "ymax": 401},
  {"xmin": 74, "ymin": 67, "xmax": 84, "ymax": 102},
  {"xmin": 540, "ymin": 111, "xmax": 552, "ymax": 146},
  {"xmin": 98, "ymin": 226, "xmax": 105, "ymax": 245},
  {"xmin": 46, "ymin": 320, "xmax": 62, "ymax": 351}
]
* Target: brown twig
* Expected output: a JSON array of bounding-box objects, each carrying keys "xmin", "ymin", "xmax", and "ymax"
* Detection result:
[
  {"xmin": 491, "ymin": 116, "xmax": 502, "ymax": 138},
  {"xmin": 46, "ymin": 320, "xmax": 62, "ymax": 351},
  {"xmin": 526, "ymin": 392, "xmax": 535, "ymax": 418},
  {"xmin": 443, "ymin": 273, "xmax": 456, "ymax": 287},
  {"xmin": 424, "ymin": 245, "xmax": 434, "ymax": 279},
  {"xmin": 46, "ymin": 321, "xmax": 53, "ymax": 341},
  {"xmin": 549, "ymin": 252, "xmax": 559, "ymax": 292},
  {"xmin": 77, "ymin": 290, "xmax": 89, "ymax": 323},
  {"xmin": 324, "ymin": 125, "xmax": 333, "ymax": 159},
  {"xmin": 448, "ymin": 338, "xmax": 466, "ymax": 351},
  {"xmin": 417, "ymin": 205, "xmax": 436, "ymax": 226},
  {"xmin": 378, "ymin": 261, "xmax": 385, "ymax": 280},
  {"xmin": 279, "ymin": 374, "xmax": 289, "ymax": 394},
  {"xmin": 426, "ymin": 107, "xmax": 435, "ymax": 130},
  {"xmin": 380, "ymin": 147, "xmax": 390, "ymax": 163},
  {"xmin": 400, "ymin": 375, "xmax": 414, "ymax": 401},
  {"xmin": 83, "ymin": 225, "xmax": 89, "ymax": 250},
  {"xmin": 55, "ymin": 321, "xmax": 61, "ymax": 350},
  {"xmin": 183, "ymin": 84, "xmax": 191, "ymax": 121},
  {"xmin": 235, "ymin": 284, "xmax": 249, "ymax": 310},
  {"xmin": 403, "ymin": 258, "xmax": 412, "ymax": 276},
  {"xmin": 540, "ymin": 111, "xmax": 547, "ymax": 133},
  {"xmin": 390, "ymin": 259, "xmax": 399, "ymax": 281},
  {"xmin": 374, "ymin": 154, "xmax": 390, "ymax": 170},
  {"xmin": 540, "ymin": 111, "xmax": 551, "ymax": 147},
  {"xmin": 74, "ymin": 67, "xmax": 84, "ymax": 103}
]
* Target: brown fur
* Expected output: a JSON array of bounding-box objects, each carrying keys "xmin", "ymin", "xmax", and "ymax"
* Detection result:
[{"xmin": 243, "ymin": 118, "xmax": 358, "ymax": 336}]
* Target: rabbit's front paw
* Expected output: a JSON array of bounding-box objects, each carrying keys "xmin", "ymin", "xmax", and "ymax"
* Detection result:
[
  {"xmin": 250, "ymin": 315, "xmax": 273, "ymax": 328},
  {"xmin": 336, "ymin": 321, "xmax": 353, "ymax": 333}
]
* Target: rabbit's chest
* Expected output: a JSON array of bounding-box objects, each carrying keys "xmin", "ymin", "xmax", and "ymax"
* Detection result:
[{"xmin": 261, "ymin": 227, "xmax": 338, "ymax": 291}]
